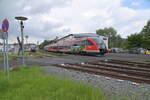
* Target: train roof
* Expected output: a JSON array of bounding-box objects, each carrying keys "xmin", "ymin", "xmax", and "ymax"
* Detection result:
[
  {"xmin": 72, "ymin": 33, "xmax": 99, "ymax": 38},
  {"xmin": 56, "ymin": 33, "xmax": 108, "ymax": 42}
]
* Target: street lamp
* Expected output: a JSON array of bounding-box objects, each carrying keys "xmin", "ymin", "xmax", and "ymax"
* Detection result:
[{"xmin": 15, "ymin": 16, "xmax": 28, "ymax": 66}]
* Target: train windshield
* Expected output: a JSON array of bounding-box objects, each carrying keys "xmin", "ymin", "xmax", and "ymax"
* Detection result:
[{"xmin": 92, "ymin": 37, "xmax": 106, "ymax": 49}]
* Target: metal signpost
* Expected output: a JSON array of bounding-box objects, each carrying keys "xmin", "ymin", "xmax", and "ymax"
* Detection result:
[
  {"xmin": 15, "ymin": 16, "xmax": 28, "ymax": 66},
  {"xmin": 1, "ymin": 18, "xmax": 9, "ymax": 77},
  {"xmin": 0, "ymin": 30, "xmax": 6, "ymax": 73}
]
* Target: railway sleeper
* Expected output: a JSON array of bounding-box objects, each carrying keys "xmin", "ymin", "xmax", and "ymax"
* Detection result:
[
  {"xmin": 89, "ymin": 62, "xmax": 150, "ymax": 72},
  {"xmin": 74, "ymin": 64, "xmax": 150, "ymax": 79},
  {"xmin": 109, "ymin": 59, "xmax": 150, "ymax": 65},
  {"xmin": 52, "ymin": 64, "xmax": 150, "ymax": 84},
  {"xmin": 108, "ymin": 61, "xmax": 150, "ymax": 68},
  {"xmin": 98, "ymin": 60, "xmax": 150, "ymax": 68}
]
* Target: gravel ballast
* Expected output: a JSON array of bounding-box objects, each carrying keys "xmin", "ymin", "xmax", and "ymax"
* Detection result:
[{"xmin": 43, "ymin": 66, "xmax": 150, "ymax": 100}]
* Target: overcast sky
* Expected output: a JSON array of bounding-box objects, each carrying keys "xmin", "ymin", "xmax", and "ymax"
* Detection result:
[{"xmin": 0, "ymin": 0, "xmax": 150, "ymax": 44}]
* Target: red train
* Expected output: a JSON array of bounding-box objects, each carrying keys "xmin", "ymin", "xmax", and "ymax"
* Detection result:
[{"xmin": 44, "ymin": 34, "xmax": 107, "ymax": 55}]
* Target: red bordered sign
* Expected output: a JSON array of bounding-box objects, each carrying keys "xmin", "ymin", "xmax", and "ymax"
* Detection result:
[{"xmin": 2, "ymin": 18, "xmax": 9, "ymax": 32}]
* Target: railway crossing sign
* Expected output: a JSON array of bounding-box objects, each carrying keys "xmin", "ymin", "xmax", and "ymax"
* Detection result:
[{"xmin": 2, "ymin": 19, "xmax": 9, "ymax": 32}]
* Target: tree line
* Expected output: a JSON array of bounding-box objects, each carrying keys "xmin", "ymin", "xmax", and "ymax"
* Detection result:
[{"xmin": 96, "ymin": 20, "xmax": 150, "ymax": 50}]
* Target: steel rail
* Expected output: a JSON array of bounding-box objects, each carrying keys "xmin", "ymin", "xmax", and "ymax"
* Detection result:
[
  {"xmin": 52, "ymin": 64, "xmax": 150, "ymax": 84},
  {"xmin": 89, "ymin": 62, "xmax": 150, "ymax": 72},
  {"xmin": 74, "ymin": 64, "xmax": 150, "ymax": 78}
]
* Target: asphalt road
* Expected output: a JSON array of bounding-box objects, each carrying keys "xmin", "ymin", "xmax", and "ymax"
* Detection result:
[{"xmin": 0, "ymin": 53, "xmax": 150, "ymax": 70}]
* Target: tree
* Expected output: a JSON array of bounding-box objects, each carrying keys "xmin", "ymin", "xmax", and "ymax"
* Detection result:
[
  {"xmin": 96, "ymin": 27, "xmax": 117, "ymax": 37},
  {"xmin": 141, "ymin": 20, "xmax": 150, "ymax": 35},
  {"xmin": 39, "ymin": 40, "xmax": 50, "ymax": 50},
  {"xmin": 96, "ymin": 27, "xmax": 126, "ymax": 48},
  {"xmin": 39, "ymin": 38, "xmax": 58, "ymax": 50},
  {"xmin": 127, "ymin": 20, "xmax": 150, "ymax": 50},
  {"xmin": 140, "ymin": 20, "xmax": 150, "ymax": 50},
  {"xmin": 127, "ymin": 33, "xmax": 143, "ymax": 49}
]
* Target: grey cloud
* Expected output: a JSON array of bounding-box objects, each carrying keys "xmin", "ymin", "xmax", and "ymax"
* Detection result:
[
  {"xmin": 62, "ymin": 28, "xmax": 71, "ymax": 33},
  {"xmin": 24, "ymin": 16, "xmax": 71, "ymax": 40},
  {"xmin": 22, "ymin": 0, "xmax": 72, "ymax": 15},
  {"xmin": 0, "ymin": 0, "xmax": 72, "ymax": 43},
  {"xmin": 42, "ymin": 22, "xmax": 63, "ymax": 33},
  {"xmin": 0, "ymin": 0, "xmax": 72, "ymax": 17}
]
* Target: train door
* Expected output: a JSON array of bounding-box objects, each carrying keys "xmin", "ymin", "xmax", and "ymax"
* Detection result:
[
  {"xmin": 85, "ymin": 40, "xmax": 97, "ymax": 52},
  {"xmin": 86, "ymin": 40, "xmax": 99, "ymax": 53},
  {"xmin": 85, "ymin": 40, "xmax": 92, "ymax": 49}
]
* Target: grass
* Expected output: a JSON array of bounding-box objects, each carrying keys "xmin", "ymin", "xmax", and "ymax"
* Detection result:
[
  {"xmin": 0, "ymin": 52, "xmax": 42, "ymax": 61},
  {"xmin": 9, "ymin": 51, "xmax": 69, "ymax": 58},
  {"xmin": 0, "ymin": 53, "xmax": 21, "ymax": 61},
  {"xmin": 0, "ymin": 67, "xmax": 106, "ymax": 100},
  {"xmin": 0, "ymin": 51, "xmax": 69, "ymax": 62},
  {"xmin": 0, "ymin": 55, "xmax": 3, "ymax": 61},
  {"xmin": 0, "ymin": 54, "xmax": 11, "ymax": 61}
]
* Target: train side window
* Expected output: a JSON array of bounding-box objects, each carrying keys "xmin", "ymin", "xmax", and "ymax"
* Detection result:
[
  {"xmin": 85, "ymin": 40, "xmax": 93, "ymax": 45},
  {"xmin": 74, "ymin": 41, "xmax": 85, "ymax": 46},
  {"xmin": 73, "ymin": 41, "xmax": 80, "ymax": 46},
  {"xmin": 80, "ymin": 41, "xmax": 86, "ymax": 46},
  {"xmin": 103, "ymin": 38, "xmax": 107, "ymax": 40}
]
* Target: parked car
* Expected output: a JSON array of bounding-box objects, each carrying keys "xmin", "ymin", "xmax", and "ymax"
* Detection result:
[
  {"xmin": 30, "ymin": 45, "xmax": 36, "ymax": 52},
  {"xmin": 111, "ymin": 48, "xmax": 123, "ymax": 53},
  {"xmin": 129, "ymin": 47, "xmax": 148, "ymax": 54},
  {"xmin": 146, "ymin": 51, "xmax": 150, "ymax": 55}
]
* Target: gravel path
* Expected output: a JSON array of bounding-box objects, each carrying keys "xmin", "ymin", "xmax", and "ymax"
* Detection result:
[{"xmin": 43, "ymin": 66, "xmax": 150, "ymax": 100}]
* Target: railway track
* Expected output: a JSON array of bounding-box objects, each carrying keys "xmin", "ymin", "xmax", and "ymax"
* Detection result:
[
  {"xmin": 51, "ymin": 59, "xmax": 150, "ymax": 84},
  {"xmin": 102, "ymin": 59, "xmax": 150, "ymax": 68}
]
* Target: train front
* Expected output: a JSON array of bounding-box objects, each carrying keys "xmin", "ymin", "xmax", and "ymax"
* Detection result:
[{"xmin": 89, "ymin": 37, "xmax": 107, "ymax": 55}]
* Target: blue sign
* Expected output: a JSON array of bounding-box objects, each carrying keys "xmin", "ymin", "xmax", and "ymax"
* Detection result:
[{"xmin": 2, "ymin": 18, "xmax": 9, "ymax": 32}]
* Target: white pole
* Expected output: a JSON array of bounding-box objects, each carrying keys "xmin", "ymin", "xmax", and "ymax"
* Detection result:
[
  {"xmin": 3, "ymin": 39, "xmax": 6, "ymax": 73},
  {"xmin": 6, "ymin": 32, "xmax": 9, "ymax": 77}
]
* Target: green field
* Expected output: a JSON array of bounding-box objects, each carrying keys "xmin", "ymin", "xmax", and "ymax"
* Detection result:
[
  {"xmin": 0, "ymin": 67, "xmax": 107, "ymax": 100},
  {"xmin": 0, "ymin": 52, "xmax": 69, "ymax": 62},
  {"xmin": 0, "ymin": 56, "xmax": 3, "ymax": 61}
]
